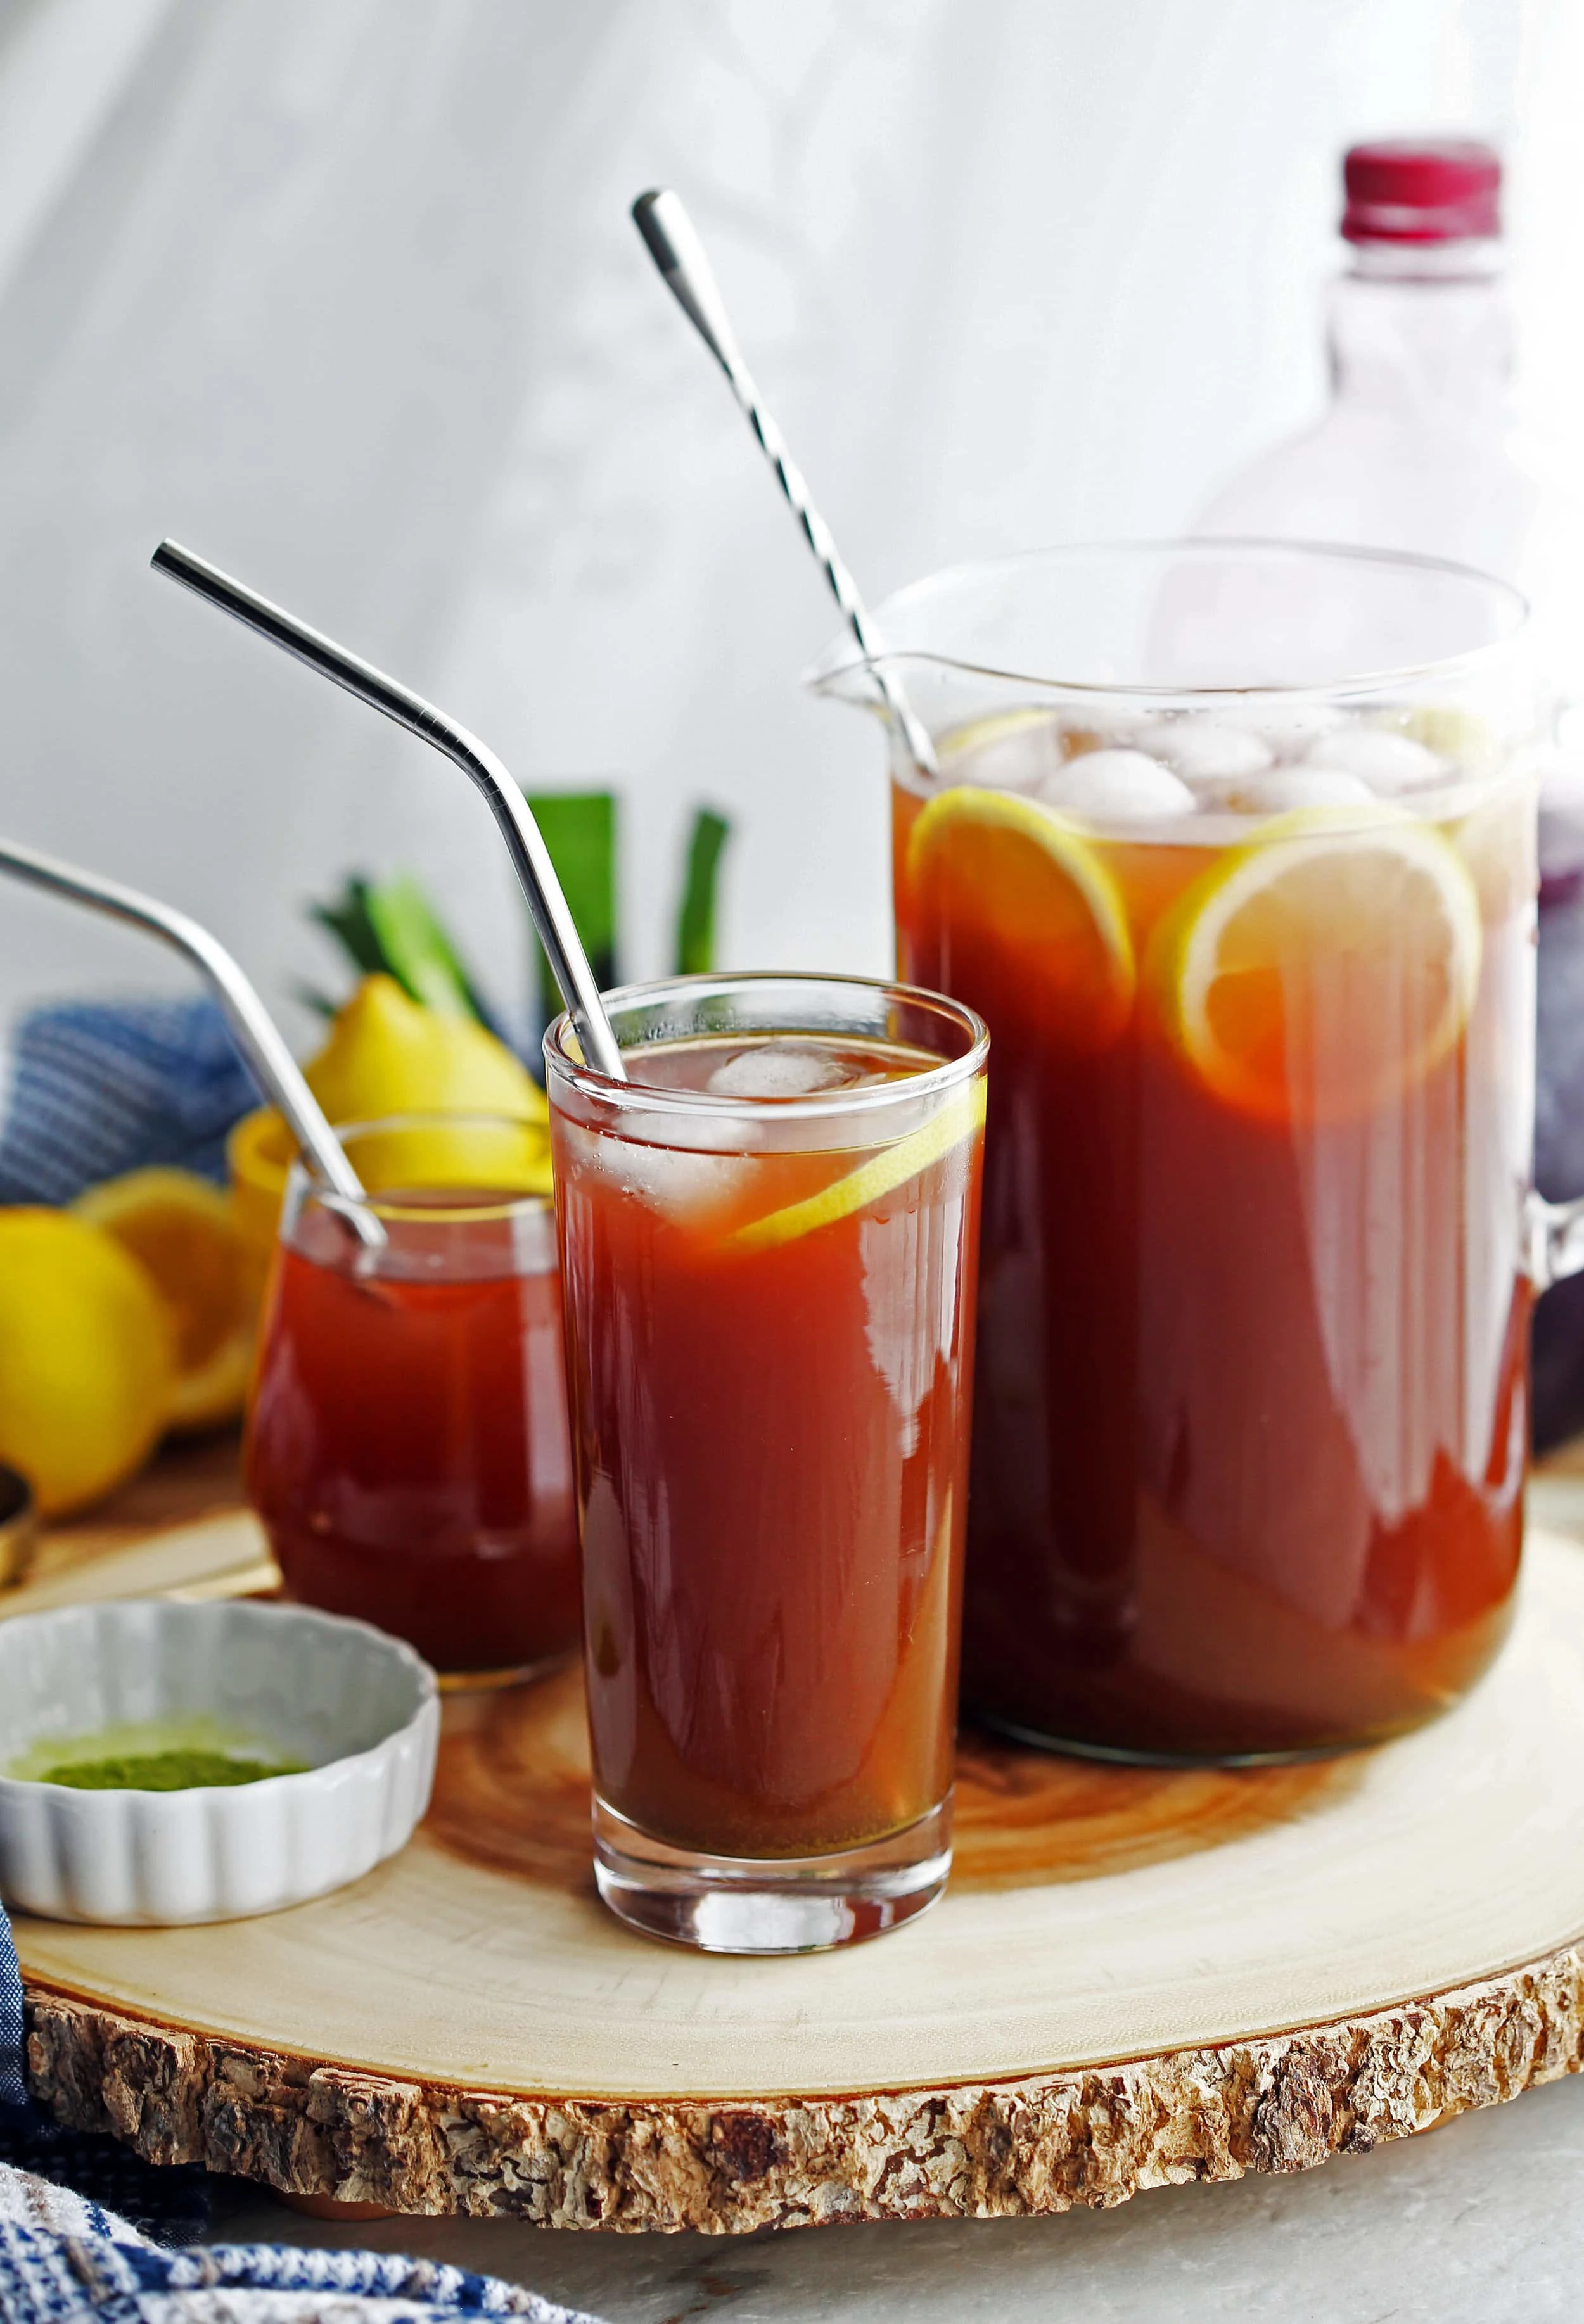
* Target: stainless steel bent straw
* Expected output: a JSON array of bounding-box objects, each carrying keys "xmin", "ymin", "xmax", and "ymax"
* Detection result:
[
  {"xmin": 150, "ymin": 541, "xmax": 627, "ymax": 1084},
  {"xmin": 632, "ymin": 187, "xmax": 938, "ymax": 779},
  {"xmin": 0, "ymin": 835, "xmax": 381, "ymax": 1246}
]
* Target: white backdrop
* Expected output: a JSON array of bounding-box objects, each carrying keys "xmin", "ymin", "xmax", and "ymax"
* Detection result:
[{"xmin": 0, "ymin": 0, "xmax": 1574, "ymax": 1045}]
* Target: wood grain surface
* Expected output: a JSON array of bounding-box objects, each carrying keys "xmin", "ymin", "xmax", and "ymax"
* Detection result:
[
  {"xmin": 16, "ymin": 1521, "xmax": 1584, "ymax": 2228},
  {"xmin": 27, "ymin": 1430, "xmax": 246, "ymax": 1577}
]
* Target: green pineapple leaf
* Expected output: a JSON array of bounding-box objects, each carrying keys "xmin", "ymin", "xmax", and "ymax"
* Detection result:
[{"xmin": 674, "ymin": 808, "xmax": 731, "ymax": 975}]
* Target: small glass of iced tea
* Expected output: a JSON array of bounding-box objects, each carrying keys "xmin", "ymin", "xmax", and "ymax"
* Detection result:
[
  {"xmin": 246, "ymin": 1114, "xmax": 580, "ymax": 1686},
  {"xmin": 546, "ymin": 974, "xmax": 988, "ymax": 1953}
]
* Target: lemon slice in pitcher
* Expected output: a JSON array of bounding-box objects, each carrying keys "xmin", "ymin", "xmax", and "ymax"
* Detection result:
[
  {"xmin": 731, "ymin": 1078, "xmax": 987, "ymax": 1254},
  {"xmin": 1150, "ymin": 806, "xmax": 1483, "ymax": 1123},
  {"xmin": 906, "ymin": 788, "xmax": 1135, "ymax": 1048}
]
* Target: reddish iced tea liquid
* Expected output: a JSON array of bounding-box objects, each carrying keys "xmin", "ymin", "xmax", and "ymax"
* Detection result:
[
  {"xmin": 246, "ymin": 1190, "xmax": 581, "ymax": 1676},
  {"xmin": 552, "ymin": 1032, "xmax": 983, "ymax": 1857},
  {"xmin": 895, "ymin": 766, "xmax": 1532, "ymax": 1758}
]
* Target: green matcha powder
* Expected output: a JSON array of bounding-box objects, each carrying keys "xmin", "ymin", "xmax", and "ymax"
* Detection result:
[{"xmin": 35, "ymin": 1748, "xmax": 303, "ymax": 1791}]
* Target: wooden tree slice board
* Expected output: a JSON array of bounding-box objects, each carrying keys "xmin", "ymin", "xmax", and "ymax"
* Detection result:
[{"xmin": 17, "ymin": 1527, "xmax": 1584, "ymax": 2231}]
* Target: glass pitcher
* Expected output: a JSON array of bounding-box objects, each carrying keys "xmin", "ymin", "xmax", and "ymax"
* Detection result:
[{"xmin": 808, "ymin": 540, "xmax": 1574, "ymax": 1763}]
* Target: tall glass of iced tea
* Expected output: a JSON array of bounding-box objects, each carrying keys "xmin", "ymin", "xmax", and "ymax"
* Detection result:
[
  {"xmin": 246, "ymin": 1113, "xmax": 580, "ymax": 1685},
  {"xmin": 810, "ymin": 542, "xmax": 1557, "ymax": 1762},
  {"xmin": 546, "ymin": 974, "xmax": 987, "ymax": 1952}
]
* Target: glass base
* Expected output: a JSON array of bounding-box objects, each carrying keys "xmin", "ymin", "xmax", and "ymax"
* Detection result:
[
  {"xmin": 435, "ymin": 1646, "xmax": 577, "ymax": 1694},
  {"xmin": 592, "ymin": 1794, "xmax": 953, "ymax": 1954},
  {"xmin": 970, "ymin": 1705, "xmax": 1443, "ymax": 1768}
]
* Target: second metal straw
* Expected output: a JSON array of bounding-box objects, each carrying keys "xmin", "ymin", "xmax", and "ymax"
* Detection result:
[
  {"xmin": 150, "ymin": 542, "xmax": 627, "ymax": 1084},
  {"xmin": 0, "ymin": 835, "xmax": 380, "ymax": 1243}
]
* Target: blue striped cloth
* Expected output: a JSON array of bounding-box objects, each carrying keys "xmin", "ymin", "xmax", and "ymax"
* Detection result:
[
  {"xmin": 0, "ymin": 998, "xmax": 260, "ymax": 1205},
  {"xmin": 1, "ymin": 1900, "xmax": 20, "ymax": 2111},
  {"xmin": 0, "ymin": 1904, "xmax": 602, "ymax": 2321}
]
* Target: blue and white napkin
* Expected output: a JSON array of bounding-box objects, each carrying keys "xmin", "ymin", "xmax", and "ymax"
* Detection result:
[
  {"xmin": 0, "ymin": 998, "xmax": 260, "ymax": 1206},
  {"xmin": 0, "ymin": 1900, "xmax": 601, "ymax": 2323}
]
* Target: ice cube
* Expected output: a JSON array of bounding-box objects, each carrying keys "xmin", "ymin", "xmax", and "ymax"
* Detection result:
[
  {"xmin": 1131, "ymin": 720, "xmax": 1273, "ymax": 782},
  {"xmin": 1056, "ymin": 716, "xmax": 1153, "ymax": 757},
  {"xmin": 1302, "ymin": 726, "xmax": 1445, "ymax": 792},
  {"xmin": 947, "ymin": 711, "xmax": 1064, "ymax": 793},
  {"xmin": 1035, "ymin": 749, "xmax": 1196, "ymax": 823},
  {"xmin": 601, "ymin": 1138, "xmax": 755, "ymax": 1218},
  {"xmin": 1227, "ymin": 768, "xmax": 1375, "ymax": 814},
  {"xmin": 558, "ymin": 1113, "xmax": 758, "ymax": 1213},
  {"xmin": 706, "ymin": 1043, "xmax": 853, "ymax": 1099}
]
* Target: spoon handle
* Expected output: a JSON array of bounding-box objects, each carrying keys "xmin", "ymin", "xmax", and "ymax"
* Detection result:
[{"xmin": 633, "ymin": 189, "xmax": 938, "ymax": 778}]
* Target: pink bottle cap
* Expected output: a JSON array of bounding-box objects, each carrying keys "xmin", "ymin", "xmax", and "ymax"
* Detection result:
[{"xmin": 1342, "ymin": 139, "xmax": 1502, "ymax": 244}]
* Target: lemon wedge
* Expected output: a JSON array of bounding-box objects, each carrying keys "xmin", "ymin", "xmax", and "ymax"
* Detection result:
[
  {"xmin": 75, "ymin": 1169, "xmax": 254, "ymax": 1432},
  {"xmin": 731, "ymin": 1077, "xmax": 987, "ymax": 1254},
  {"xmin": 906, "ymin": 787, "xmax": 1135, "ymax": 1048},
  {"xmin": 1149, "ymin": 806, "xmax": 1483, "ymax": 1123}
]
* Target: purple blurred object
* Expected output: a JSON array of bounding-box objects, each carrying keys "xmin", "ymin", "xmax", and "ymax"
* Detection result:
[{"xmin": 1533, "ymin": 853, "xmax": 1584, "ymax": 1449}]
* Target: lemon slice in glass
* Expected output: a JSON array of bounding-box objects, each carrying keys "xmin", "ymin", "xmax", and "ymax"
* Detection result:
[
  {"xmin": 731, "ymin": 1077, "xmax": 987, "ymax": 1254},
  {"xmin": 1149, "ymin": 806, "xmax": 1483, "ymax": 1123}
]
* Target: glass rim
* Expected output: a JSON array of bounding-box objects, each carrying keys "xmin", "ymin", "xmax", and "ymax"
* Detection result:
[
  {"xmin": 544, "ymin": 971, "xmax": 990, "ymax": 1120},
  {"xmin": 802, "ymin": 536, "xmax": 1531, "ymax": 704},
  {"xmin": 284, "ymin": 1108, "xmax": 552, "ymax": 1228}
]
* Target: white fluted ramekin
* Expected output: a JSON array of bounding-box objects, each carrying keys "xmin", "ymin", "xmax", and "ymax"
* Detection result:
[{"xmin": 0, "ymin": 1599, "xmax": 438, "ymax": 1923}]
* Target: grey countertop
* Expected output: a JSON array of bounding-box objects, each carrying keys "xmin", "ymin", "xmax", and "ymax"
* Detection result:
[{"xmin": 212, "ymin": 2068, "xmax": 1584, "ymax": 2322}]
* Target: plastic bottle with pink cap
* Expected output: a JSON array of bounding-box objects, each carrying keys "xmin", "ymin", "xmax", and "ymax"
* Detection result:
[
  {"xmin": 1198, "ymin": 137, "xmax": 1584, "ymax": 1448},
  {"xmin": 1198, "ymin": 139, "xmax": 1575, "ymax": 673}
]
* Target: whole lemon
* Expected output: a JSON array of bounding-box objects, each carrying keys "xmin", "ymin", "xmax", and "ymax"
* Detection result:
[
  {"xmin": 307, "ymin": 974, "xmax": 546, "ymax": 1124},
  {"xmin": 228, "ymin": 975, "xmax": 551, "ymax": 1272},
  {"xmin": 0, "ymin": 1209, "xmax": 176, "ymax": 1514}
]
